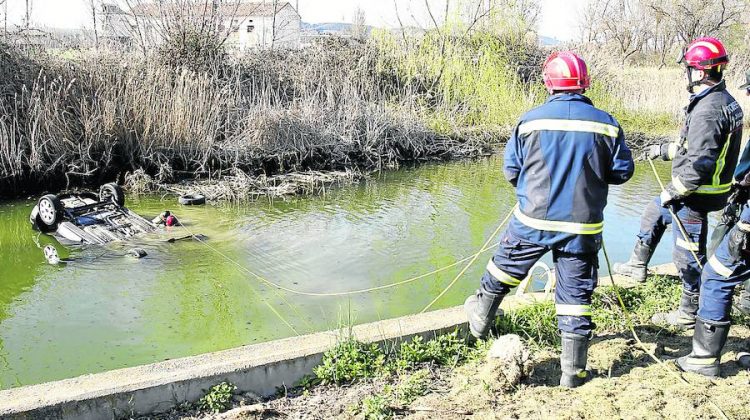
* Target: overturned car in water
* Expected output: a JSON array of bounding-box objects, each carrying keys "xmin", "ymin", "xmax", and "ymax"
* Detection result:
[{"xmin": 30, "ymin": 183, "xmax": 157, "ymax": 246}]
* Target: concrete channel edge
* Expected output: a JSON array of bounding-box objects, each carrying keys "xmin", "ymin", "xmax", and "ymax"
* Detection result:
[{"xmin": 0, "ymin": 264, "xmax": 677, "ymax": 420}]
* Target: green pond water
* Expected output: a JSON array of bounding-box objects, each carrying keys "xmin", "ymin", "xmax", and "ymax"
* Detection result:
[{"xmin": 0, "ymin": 156, "xmax": 676, "ymax": 389}]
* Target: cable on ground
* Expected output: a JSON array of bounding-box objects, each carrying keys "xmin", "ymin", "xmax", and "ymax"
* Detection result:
[{"xmin": 602, "ymin": 239, "xmax": 729, "ymax": 419}]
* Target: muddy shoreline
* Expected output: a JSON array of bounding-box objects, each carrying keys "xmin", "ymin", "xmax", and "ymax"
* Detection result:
[{"xmin": 120, "ymin": 131, "xmax": 667, "ymax": 204}]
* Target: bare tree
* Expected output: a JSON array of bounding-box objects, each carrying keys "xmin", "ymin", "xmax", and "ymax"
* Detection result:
[
  {"xmin": 270, "ymin": 1, "xmax": 301, "ymax": 49},
  {"xmin": 578, "ymin": 0, "xmax": 747, "ymax": 65},
  {"xmin": 646, "ymin": 0, "xmax": 747, "ymax": 43},
  {"xmin": 515, "ymin": 0, "xmax": 541, "ymax": 29},
  {"xmin": 1, "ymin": 0, "xmax": 7, "ymax": 36},
  {"xmin": 110, "ymin": 0, "xmax": 248, "ymax": 57},
  {"xmin": 84, "ymin": 0, "xmax": 100, "ymax": 49},
  {"xmin": 393, "ymin": 0, "xmax": 408, "ymax": 43},
  {"xmin": 465, "ymin": 0, "xmax": 540, "ymax": 35},
  {"xmin": 577, "ymin": 0, "xmax": 600, "ymax": 43},
  {"xmin": 648, "ymin": 6, "xmax": 679, "ymax": 68},
  {"xmin": 603, "ymin": 0, "xmax": 652, "ymax": 64},
  {"xmin": 24, "ymin": 0, "xmax": 34, "ymax": 29},
  {"xmin": 350, "ymin": 6, "xmax": 367, "ymax": 41}
]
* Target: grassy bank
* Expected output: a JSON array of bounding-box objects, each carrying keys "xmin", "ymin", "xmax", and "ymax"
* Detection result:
[
  {"xmin": 142, "ymin": 275, "xmax": 750, "ymax": 419},
  {"xmin": 0, "ymin": 28, "xmax": 707, "ymax": 199}
]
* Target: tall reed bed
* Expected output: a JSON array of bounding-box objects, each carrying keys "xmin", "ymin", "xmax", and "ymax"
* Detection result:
[{"xmin": 0, "ymin": 39, "xmax": 490, "ymax": 196}]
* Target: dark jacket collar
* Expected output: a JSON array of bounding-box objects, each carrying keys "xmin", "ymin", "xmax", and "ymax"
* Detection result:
[
  {"xmin": 688, "ymin": 80, "xmax": 726, "ymax": 111},
  {"xmin": 546, "ymin": 93, "xmax": 593, "ymax": 106}
]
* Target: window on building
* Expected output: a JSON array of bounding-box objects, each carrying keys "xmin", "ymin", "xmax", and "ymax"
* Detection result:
[{"xmin": 247, "ymin": 25, "xmax": 255, "ymax": 33}]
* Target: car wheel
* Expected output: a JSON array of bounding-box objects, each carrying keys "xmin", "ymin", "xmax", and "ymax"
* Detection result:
[
  {"xmin": 128, "ymin": 248, "xmax": 148, "ymax": 259},
  {"xmin": 178, "ymin": 193, "xmax": 206, "ymax": 206},
  {"xmin": 100, "ymin": 183, "xmax": 125, "ymax": 207},
  {"xmin": 37, "ymin": 194, "xmax": 63, "ymax": 229}
]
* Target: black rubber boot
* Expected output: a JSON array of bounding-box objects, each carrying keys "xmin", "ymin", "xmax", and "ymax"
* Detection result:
[
  {"xmin": 737, "ymin": 280, "xmax": 750, "ymax": 315},
  {"xmin": 737, "ymin": 352, "xmax": 750, "ymax": 369},
  {"xmin": 676, "ymin": 318, "xmax": 730, "ymax": 377},
  {"xmin": 613, "ymin": 240, "xmax": 653, "ymax": 283},
  {"xmin": 651, "ymin": 290, "xmax": 699, "ymax": 329},
  {"xmin": 560, "ymin": 332, "xmax": 591, "ymax": 388},
  {"xmin": 464, "ymin": 285, "xmax": 505, "ymax": 340}
]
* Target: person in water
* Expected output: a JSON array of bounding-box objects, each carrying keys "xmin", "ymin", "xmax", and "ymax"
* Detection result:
[{"xmin": 152, "ymin": 210, "xmax": 180, "ymax": 227}]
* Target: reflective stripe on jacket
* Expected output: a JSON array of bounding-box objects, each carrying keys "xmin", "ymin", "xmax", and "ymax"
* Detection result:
[
  {"xmin": 504, "ymin": 93, "xmax": 635, "ymax": 252},
  {"xmin": 662, "ymin": 81, "xmax": 744, "ymax": 211}
]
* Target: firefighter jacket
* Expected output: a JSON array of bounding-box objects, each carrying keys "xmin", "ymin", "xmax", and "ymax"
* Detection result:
[
  {"xmin": 659, "ymin": 81, "xmax": 744, "ymax": 212},
  {"xmin": 504, "ymin": 93, "xmax": 635, "ymax": 254}
]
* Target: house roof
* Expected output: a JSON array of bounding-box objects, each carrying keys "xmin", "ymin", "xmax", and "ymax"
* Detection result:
[{"xmin": 130, "ymin": 2, "xmax": 297, "ymax": 18}]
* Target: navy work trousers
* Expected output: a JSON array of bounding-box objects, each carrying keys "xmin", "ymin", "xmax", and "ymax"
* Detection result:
[
  {"xmin": 637, "ymin": 197, "xmax": 708, "ymax": 293},
  {"xmin": 480, "ymin": 230, "xmax": 598, "ymax": 336},
  {"xmin": 699, "ymin": 206, "xmax": 750, "ymax": 322}
]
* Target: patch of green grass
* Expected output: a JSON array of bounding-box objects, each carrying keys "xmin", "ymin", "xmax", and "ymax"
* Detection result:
[
  {"xmin": 296, "ymin": 374, "xmax": 320, "ymax": 390},
  {"xmin": 197, "ymin": 381, "xmax": 236, "ymax": 413},
  {"xmin": 350, "ymin": 370, "xmax": 431, "ymax": 420},
  {"xmin": 488, "ymin": 275, "xmax": 682, "ymax": 349},
  {"xmin": 593, "ymin": 275, "xmax": 682, "ymax": 332},
  {"xmin": 393, "ymin": 331, "xmax": 468, "ymax": 371},
  {"xmin": 587, "ymin": 78, "xmax": 679, "ymax": 137},
  {"xmin": 394, "ymin": 369, "xmax": 431, "ymax": 405},
  {"xmin": 496, "ymin": 300, "xmax": 559, "ymax": 348},
  {"xmin": 313, "ymin": 330, "xmax": 477, "ymax": 386},
  {"xmin": 313, "ymin": 339, "xmax": 387, "ymax": 385},
  {"xmin": 360, "ymin": 394, "xmax": 393, "ymax": 420}
]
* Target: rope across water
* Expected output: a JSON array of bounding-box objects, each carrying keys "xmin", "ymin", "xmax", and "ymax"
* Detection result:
[{"xmin": 179, "ymin": 176, "xmax": 729, "ymax": 418}]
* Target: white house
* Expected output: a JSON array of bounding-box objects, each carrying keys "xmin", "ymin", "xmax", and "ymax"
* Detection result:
[
  {"xmin": 221, "ymin": 2, "xmax": 301, "ymax": 50},
  {"xmin": 102, "ymin": 1, "xmax": 301, "ymax": 51}
]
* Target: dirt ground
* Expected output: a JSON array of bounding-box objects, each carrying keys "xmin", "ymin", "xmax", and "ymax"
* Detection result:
[{"xmin": 158, "ymin": 324, "xmax": 750, "ymax": 420}]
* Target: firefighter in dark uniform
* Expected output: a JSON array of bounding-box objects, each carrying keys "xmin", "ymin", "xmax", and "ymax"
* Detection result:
[
  {"xmin": 614, "ymin": 38, "xmax": 744, "ymax": 330},
  {"xmin": 677, "ymin": 71, "xmax": 750, "ymax": 376}
]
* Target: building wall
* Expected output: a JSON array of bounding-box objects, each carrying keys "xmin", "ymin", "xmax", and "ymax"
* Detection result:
[
  {"xmin": 223, "ymin": 7, "xmax": 300, "ymax": 51},
  {"xmin": 102, "ymin": 6, "xmax": 301, "ymax": 51}
]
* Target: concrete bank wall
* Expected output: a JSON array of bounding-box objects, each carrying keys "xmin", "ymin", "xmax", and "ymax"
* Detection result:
[
  {"xmin": 0, "ymin": 306, "xmax": 471, "ymax": 420},
  {"xmin": 0, "ymin": 264, "xmax": 677, "ymax": 420}
]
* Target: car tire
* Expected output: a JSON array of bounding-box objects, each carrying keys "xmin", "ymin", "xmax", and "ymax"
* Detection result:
[
  {"xmin": 100, "ymin": 183, "xmax": 125, "ymax": 207},
  {"xmin": 178, "ymin": 193, "xmax": 206, "ymax": 206},
  {"xmin": 37, "ymin": 194, "xmax": 63, "ymax": 230},
  {"xmin": 128, "ymin": 248, "xmax": 148, "ymax": 259}
]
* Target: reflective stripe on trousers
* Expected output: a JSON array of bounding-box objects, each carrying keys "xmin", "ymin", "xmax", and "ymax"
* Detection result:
[
  {"xmin": 708, "ymin": 255, "xmax": 733, "ymax": 278},
  {"xmin": 699, "ymin": 220, "xmax": 750, "ymax": 322},
  {"xmin": 480, "ymin": 230, "xmax": 598, "ymax": 336},
  {"xmin": 556, "ymin": 304, "xmax": 592, "ymax": 317},
  {"xmin": 485, "ymin": 260, "xmax": 522, "ymax": 287}
]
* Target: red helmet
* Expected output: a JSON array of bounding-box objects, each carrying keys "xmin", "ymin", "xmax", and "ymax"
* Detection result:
[
  {"xmin": 681, "ymin": 37, "xmax": 728, "ymax": 70},
  {"xmin": 542, "ymin": 51, "xmax": 590, "ymax": 93}
]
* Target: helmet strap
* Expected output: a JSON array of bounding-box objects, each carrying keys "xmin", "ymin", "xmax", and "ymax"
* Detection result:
[{"xmin": 685, "ymin": 66, "xmax": 705, "ymax": 94}]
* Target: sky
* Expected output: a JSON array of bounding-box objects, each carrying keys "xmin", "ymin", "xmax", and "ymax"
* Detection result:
[{"xmin": 2, "ymin": 0, "xmax": 588, "ymax": 41}]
